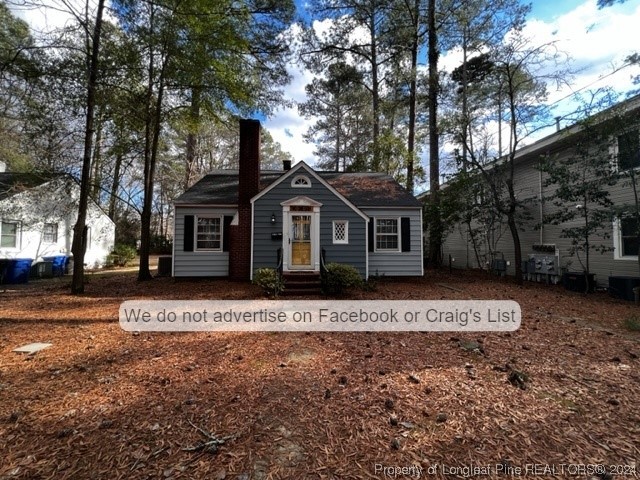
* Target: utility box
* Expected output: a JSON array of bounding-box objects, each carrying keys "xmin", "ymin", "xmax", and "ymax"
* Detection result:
[
  {"xmin": 608, "ymin": 276, "xmax": 640, "ymax": 301},
  {"xmin": 563, "ymin": 272, "xmax": 595, "ymax": 293},
  {"xmin": 528, "ymin": 253, "xmax": 559, "ymax": 284}
]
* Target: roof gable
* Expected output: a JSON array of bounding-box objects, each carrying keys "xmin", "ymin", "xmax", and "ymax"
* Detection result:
[
  {"xmin": 0, "ymin": 173, "xmax": 57, "ymax": 201},
  {"xmin": 251, "ymin": 162, "xmax": 369, "ymax": 220}
]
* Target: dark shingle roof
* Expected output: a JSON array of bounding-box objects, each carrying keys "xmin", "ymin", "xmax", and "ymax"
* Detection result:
[
  {"xmin": 321, "ymin": 172, "xmax": 422, "ymax": 207},
  {"xmin": 0, "ymin": 173, "xmax": 56, "ymax": 201},
  {"xmin": 174, "ymin": 170, "xmax": 421, "ymax": 208},
  {"xmin": 173, "ymin": 171, "xmax": 284, "ymax": 205}
]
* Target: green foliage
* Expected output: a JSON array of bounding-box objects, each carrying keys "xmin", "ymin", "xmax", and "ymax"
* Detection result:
[
  {"xmin": 539, "ymin": 95, "xmax": 620, "ymax": 273},
  {"xmin": 111, "ymin": 244, "xmax": 137, "ymax": 267},
  {"xmin": 624, "ymin": 314, "xmax": 640, "ymax": 331},
  {"xmin": 253, "ymin": 268, "xmax": 285, "ymax": 298},
  {"xmin": 299, "ymin": 62, "xmax": 371, "ymax": 172},
  {"xmin": 321, "ymin": 262, "xmax": 363, "ymax": 296}
]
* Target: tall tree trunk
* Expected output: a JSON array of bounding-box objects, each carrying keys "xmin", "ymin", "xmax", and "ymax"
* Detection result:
[
  {"xmin": 336, "ymin": 104, "xmax": 341, "ymax": 172},
  {"xmin": 138, "ymin": 4, "xmax": 161, "ymax": 282},
  {"xmin": 184, "ymin": 86, "xmax": 201, "ymax": 190},
  {"xmin": 406, "ymin": 0, "xmax": 419, "ymax": 193},
  {"xmin": 138, "ymin": 75, "xmax": 165, "ymax": 281},
  {"xmin": 370, "ymin": 7, "xmax": 380, "ymax": 171},
  {"xmin": 507, "ymin": 85, "xmax": 523, "ymax": 284},
  {"xmin": 427, "ymin": 0, "xmax": 442, "ymax": 267},
  {"xmin": 460, "ymin": 27, "xmax": 469, "ymax": 171},
  {"xmin": 108, "ymin": 151, "xmax": 123, "ymax": 221},
  {"xmin": 90, "ymin": 108, "xmax": 103, "ymax": 203},
  {"xmin": 506, "ymin": 211, "xmax": 522, "ymax": 284},
  {"xmin": 71, "ymin": 0, "xmax": 105, "ymax": 294}
]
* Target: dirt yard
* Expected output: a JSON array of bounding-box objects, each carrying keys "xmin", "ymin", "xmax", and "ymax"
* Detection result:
[{"xmin": 0, "ymin": 270, "xmax": 638, "ymax": 479}]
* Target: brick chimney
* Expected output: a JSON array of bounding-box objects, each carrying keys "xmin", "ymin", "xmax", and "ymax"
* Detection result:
[{"xmin": 229, "ymin": 119, "xmax": 261, "ymax": 280}]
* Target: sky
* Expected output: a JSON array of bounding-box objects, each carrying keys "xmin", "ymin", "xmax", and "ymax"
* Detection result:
[
  {"xmin": 10, "ymin": 0, "xmax": 640, "ymax": 173},
  {"xmin": 264, "ymin": 0, "xmax": 640, "ymax": 170}
]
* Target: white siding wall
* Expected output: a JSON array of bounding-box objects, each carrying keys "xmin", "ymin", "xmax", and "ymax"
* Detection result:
[
  {"xmin": 0, "ymin": 177, "xmax": 114, "ymax": 267},
  {"xmin": 442, "ymin": 146, "xmax": 640, "ymax": 285}
]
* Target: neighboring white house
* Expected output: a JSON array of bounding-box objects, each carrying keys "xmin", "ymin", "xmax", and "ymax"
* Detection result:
[{"xmin": 0, "ymin": 172, "xmax": 115, "ymax": 268}]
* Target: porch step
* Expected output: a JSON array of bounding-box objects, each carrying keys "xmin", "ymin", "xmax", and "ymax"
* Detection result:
[{"xmin": 282, "ymin": 272, "xmax": 322, "ymax": 296}]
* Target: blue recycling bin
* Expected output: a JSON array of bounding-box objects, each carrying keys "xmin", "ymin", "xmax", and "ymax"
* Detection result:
[
  {"xmin": 43, "ymin": 255, "xmax": 68, "ymax": 276},
  {"xmin": 3, "ymin": 259, "xmax": 33, "ymax": 284}
]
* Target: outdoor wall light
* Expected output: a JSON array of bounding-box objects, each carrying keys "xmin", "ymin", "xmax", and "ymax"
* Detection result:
[{"xmin": 271, "ymin": 213, "xmax": 276, "ymax": 225}]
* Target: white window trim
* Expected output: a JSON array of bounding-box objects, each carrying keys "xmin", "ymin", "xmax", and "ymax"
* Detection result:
[
  {"xmin": 332, "ymin": 220, "xmax": 349, "ymax": 244},
  {"xmin": 195, "ymin": 215, "xmax": 223, "ymax": 252},
  {"xmin": 43, "ymin": 222, "xmax": 58, "ymax": 244},
  {"xmin": 291, "ymin": 175, "xmax": 311, "ymax": 188},
  {"xmin": 0, "ymin": 219, "xmax": 20, "ymax": 249},
  {"xmin": 613, "ymin": 217, "xmax": 638, "ymax": 261},
  {"xmin": 374, "ymin": 216, "xmax": 401, "ymax": 253}
]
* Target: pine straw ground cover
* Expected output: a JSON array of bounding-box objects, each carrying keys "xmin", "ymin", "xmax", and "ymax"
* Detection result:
[{"xmin": 0, "ymin": 270, "xmax": 639, "ymax": 480}]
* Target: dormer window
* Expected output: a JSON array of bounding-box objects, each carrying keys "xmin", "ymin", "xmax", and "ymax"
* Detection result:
[{"xmin": 291, "ymin": 175, "xmax": 311, "ymax": 188}]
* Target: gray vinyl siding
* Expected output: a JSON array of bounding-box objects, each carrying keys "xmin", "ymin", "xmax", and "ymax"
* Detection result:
[
  {"xmin": 252, "ymin": 177, "xmax": 367, "ymax": 277},
  {"xmin": 364, "ymin": 207, "xmax": 423, "ymax": 276},
  {"xmin": 441, "ymin": 134, "xmax": 640, "ymax": 286},
  {"xmin": 173, "ymin": 206, "xmax": 236, "ymax": 277}
]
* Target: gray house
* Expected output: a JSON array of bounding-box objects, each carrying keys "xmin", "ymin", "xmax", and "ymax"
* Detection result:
[
  {"xmin": 172, "ymin": 119, "xmax": 423, "ymax": 280},
  {"xmin": 441, "ymin": 94, "xmax": 640, "ymax": 290}
]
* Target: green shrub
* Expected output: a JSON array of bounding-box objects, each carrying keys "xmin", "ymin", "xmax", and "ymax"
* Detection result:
[
  {"xmin": 111, "ymin": 244, "xmax": 137, "ymax": 267},
  {"xmin": 322, "ymin": 262, "xmax": 363, "ymax": 296},
  {"xmin": 253, "ymin": 268, "xmax": 285, "ymax": 297},
  {"xmin": 624, "ymin": 314, "xmax": 640, "ymax": 332}
]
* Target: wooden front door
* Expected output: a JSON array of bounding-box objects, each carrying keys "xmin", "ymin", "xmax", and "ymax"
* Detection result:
[{"xmin": 290, "ymin": 214, "xmax": 312, "ymax": 267}]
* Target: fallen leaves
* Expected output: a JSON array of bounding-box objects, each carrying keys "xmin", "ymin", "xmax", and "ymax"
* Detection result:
[{"xmin": 0, "ymin": 270, "xmax": 638, "ymax": 478}]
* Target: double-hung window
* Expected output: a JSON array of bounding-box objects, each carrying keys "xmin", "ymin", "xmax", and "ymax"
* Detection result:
[
  {"xmin": 620, "ymin": 216, "xmax": 639, "ymax": 257},
  {"xmin": 375, "ymin": 218, "xmax": 399, "ymax": 251},
  {"xmin": 618, "ymin": 129, "xmax": 640, "ymax": 171},
  {"xmin": 196, "ymin": 216, "xmax": 222, "ymax": 251},
  {"xmin": 43, "ymin": 223, "xmax": 58, "ymax": 243},
  {"xmin": 1, "ymin": 221, "xmax": 19, "ymax": 248}
]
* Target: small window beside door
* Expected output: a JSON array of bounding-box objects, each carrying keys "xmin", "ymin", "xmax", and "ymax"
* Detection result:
[{"xmin": 332, "ymin": 220, "xmax": 348, "ymax": 244}]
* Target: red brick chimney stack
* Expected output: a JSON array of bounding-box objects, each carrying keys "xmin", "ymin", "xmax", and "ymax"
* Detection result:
[{"xmin": 229, "ymin": 119, "xmax": 261, "ymax": 280}]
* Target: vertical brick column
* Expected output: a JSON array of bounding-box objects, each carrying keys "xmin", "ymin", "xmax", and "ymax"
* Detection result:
[{"xmin": 229, "ymin": 119, "xmax": 260, "ymax": 280}]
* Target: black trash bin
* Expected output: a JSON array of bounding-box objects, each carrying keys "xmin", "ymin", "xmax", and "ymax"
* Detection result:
[{"xmin": 157, "ymin": 256, "xmax": 172, "ymax": 276}]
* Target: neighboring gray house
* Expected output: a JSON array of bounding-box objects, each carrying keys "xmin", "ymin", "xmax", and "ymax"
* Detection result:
[
  {"xmin": 440, "ymin": 94, "xmax": 640, "ymax": 287},
  {"xmin": 172, "ymin": 119, "xmax": 423, "ymax": 280},
  {"xmin": 0, "ymin": 171, "xmax": 115, "ymax": 268}
]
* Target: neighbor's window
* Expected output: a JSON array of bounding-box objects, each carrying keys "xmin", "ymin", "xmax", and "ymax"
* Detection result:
[
  {"xmin": 0, "ymin": 221, "xmax": 18, "ymax": 248},
  {"xmin": 375, "ymin": 218, "xmax": 399, "ymax": 251},
  {"xmin": 620, "ymin": 216, "xmax": 639, "ymax": 257},
  {"xmin": 196, "ymin": 216, "xmax": 222, "ymax": 250},
  {"xmin": 43, "ymin": 223, "xmax": 58, "ymax": 243},
  {"xmin": 618, "ymin": 129, "xmax": 640, "ymax": 171},
  {"xmin": 332, "ymin": 220, "xmax": 348, "ymax": 244}
]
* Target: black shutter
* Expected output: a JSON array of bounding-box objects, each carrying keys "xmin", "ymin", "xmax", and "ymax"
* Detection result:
[
  {"xmin": 401, "ymin": 217, "xmax": 411, "ymax": 252},
  {"xmin": 222, "ymin": 215, "xmax": 233, "ymax": 251},
  {"xmin": 368, "ymin": 218, "xmax": 374, "ymax": 252},
  {"xmin": 184, "ymin": 215, "xmax": 194, "ymax": 252}
]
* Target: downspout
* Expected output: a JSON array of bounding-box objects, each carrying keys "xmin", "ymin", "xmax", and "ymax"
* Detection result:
[{"xmin": 539, "ymin": 164, "xmax": 544, "ymax": 244}]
